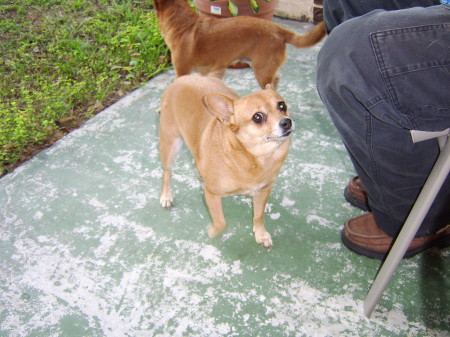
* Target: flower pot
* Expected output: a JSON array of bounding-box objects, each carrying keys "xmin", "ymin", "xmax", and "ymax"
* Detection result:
[{"xmin": 194, "ymin": 0, "xmax": 279, "ymax": 21}]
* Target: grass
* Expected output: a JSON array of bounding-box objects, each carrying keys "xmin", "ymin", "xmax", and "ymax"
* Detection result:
[{"xmin": 0, "ymin": 0, "xmax": 170, "ymax": 176}]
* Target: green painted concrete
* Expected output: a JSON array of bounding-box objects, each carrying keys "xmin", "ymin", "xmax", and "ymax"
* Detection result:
[{"xmin": 1, "ymin": 19, "xmax": 449, "ymax": 336}]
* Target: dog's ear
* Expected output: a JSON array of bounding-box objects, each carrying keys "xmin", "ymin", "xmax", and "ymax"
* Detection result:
[
  {"xmin": 265, "ymin": 84, "xmax": 275, "ymax": 91},
  {"xmin": 202, "ymin": 93, "xmax": 234, "ymax": 123}
]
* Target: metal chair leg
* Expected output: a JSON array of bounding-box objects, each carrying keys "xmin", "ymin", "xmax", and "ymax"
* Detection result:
[{"xmin": 363, "ymin": 133, "xmax": 450, "ymax": 318}]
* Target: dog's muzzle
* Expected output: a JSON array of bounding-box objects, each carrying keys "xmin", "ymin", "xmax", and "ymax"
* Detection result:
[
  {"xmin": 280, "ymin": 118, "xmax": 292, "ymax": 136},
  {"xmin": 265, "ymin": 118, "xmax": 294, "ymax": 141}
]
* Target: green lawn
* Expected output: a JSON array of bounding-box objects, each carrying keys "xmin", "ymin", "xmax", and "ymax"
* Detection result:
[{"xmin": 0, "ymin": 0, "xmax": 169, "ymax": 176}]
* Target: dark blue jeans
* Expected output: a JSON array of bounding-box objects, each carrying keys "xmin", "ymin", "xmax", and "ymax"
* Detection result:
[
  {"xmin": 323, "ymin": 0, "xmax": 440, "ymax": 33},
  {"xmin": 317, "ymin": 4, "xmax": 450, "ymax": 237}
]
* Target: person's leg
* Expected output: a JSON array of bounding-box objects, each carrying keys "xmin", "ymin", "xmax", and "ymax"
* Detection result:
[
  {"xmin": 323, "ymin": 0, "xmax": 440, "ymax": 33},
  {"xmin": 317, "ymin": 5, "xmax": 450, "ymax": 240}
]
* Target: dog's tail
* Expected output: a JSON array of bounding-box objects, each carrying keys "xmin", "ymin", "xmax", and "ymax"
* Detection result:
[{"xmin": 284, "ymin": 21, "xmax": 327, "ymax": 48}]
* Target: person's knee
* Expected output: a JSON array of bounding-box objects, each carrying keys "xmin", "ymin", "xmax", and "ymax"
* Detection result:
[{"xmin": 317, "ymin": 15, "xmax": 371, "ymax": 101}]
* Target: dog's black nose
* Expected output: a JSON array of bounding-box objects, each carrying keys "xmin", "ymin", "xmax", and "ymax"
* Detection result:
[{"xmin": 280, "ymin": 118, "xmax": 292, "ymax": 131}]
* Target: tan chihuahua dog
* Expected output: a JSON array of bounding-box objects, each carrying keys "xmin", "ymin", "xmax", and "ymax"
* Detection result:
[
  {"xmin": 159, "ymin": 75, "xmax": 292, "ymax": 248},
  {"xmin": 153, "ymin": 0, "xmax": 326, "ymax": 89}
]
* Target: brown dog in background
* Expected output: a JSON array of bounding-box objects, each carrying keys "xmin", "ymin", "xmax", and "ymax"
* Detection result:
[
  {"xmin": 159, "ymin": 74, "xmax": 292, "ymax": 248},
  {"xmin": 153, "ymin": 0, "xmax": 326, "ymax": 88}
]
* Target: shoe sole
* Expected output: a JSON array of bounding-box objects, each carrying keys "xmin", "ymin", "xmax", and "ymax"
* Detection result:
[
  {"xmin": 344, "ymin": 186, "xmax": 370, "ymax": 212},
  {"xmin": 341, "ymin": 229, "xmax": 450, "ymax": 260}
]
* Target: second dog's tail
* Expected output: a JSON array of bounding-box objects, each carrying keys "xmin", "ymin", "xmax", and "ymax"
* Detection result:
[{"xmin": 284, "ymin": 21, "xmax": 327, "ymax": 48}]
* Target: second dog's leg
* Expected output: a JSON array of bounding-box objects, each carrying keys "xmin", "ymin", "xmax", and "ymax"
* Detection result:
[
  {"xmin": 252, "ymin": 187, "xmax": 273, "ymax": 248},
  {"xmin": 254, "ymin": 66, "xmax": 279, "ymax": 89},
  {"xmin": 160, "ymin": 137, "xmax": 183, "ymax": 208},
  {"xmin": 172, "ymin": 55, "xmax": 193, "ymax": 78},
  {"xmin": 204, "ymin": 189, "xmax": 227, "ymax": 238},
  {"xmin": 252, "ymin": 52, "xmax": 285, "ymax": 89}
]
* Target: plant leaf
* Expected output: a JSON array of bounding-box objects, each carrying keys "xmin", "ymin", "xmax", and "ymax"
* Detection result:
[
  {"xmin": 227, "ymin": 0, "xmax": 239, "ymax": 16},
  {"xmin": 249, "ymin": 0, "xmax": 259, "ymax": 14}
]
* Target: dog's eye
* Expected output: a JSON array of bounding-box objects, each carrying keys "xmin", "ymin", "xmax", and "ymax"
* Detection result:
[
  {"xmin": 252, "ymin": 112, "xmax": 266, "ymax": 124},
  {"xmin": 278, "ymin": 101, "xmax": 287, "ymax": 113}
]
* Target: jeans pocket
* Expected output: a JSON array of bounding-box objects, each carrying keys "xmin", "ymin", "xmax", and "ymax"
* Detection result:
[{"xmin": 370, "ymin": 23, "xmax": 450, "ymax": 131}]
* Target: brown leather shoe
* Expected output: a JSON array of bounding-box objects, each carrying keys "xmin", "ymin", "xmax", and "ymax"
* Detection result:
[
  {"xmin": 341, "ymin": 213, "xmax": 450, "ymax": 259},
  {"xmin": 344, "ymin": 176, "xmax": 370, "ymax": 211}
]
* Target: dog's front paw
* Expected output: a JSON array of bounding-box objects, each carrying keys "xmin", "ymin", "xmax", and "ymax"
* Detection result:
[
  {"xmin": 160, "ymin": 194, "xmax": 173, "ymax": 208},
  {"xmin": 254, "ymin": 230, "xmax": 273, "ymax": 249},
  {"xmin": 207, "ymin": 224, "xmax": 225, "ymax": 238}
]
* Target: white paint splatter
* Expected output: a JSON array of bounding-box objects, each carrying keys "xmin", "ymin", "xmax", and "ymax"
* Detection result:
[
  {"xmin": 281, "ymin": 196, "xmax": 296, "ymax": 207},
  {"xmin": 270, "ymin": 212, "xmax": 281, "ymax": 220}
]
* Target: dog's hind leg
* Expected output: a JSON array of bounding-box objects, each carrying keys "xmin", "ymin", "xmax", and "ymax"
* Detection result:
[
  {"xmin": 160, "ymin": 135, "xmax": 183, "ymax": 208},
  {"xmin": 252, "ymin": 48, "xmax": 286, "ymax": 89},
  {"xmin": 253, "ymin": 65, "xmax": 280, "ymax": 89}
]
